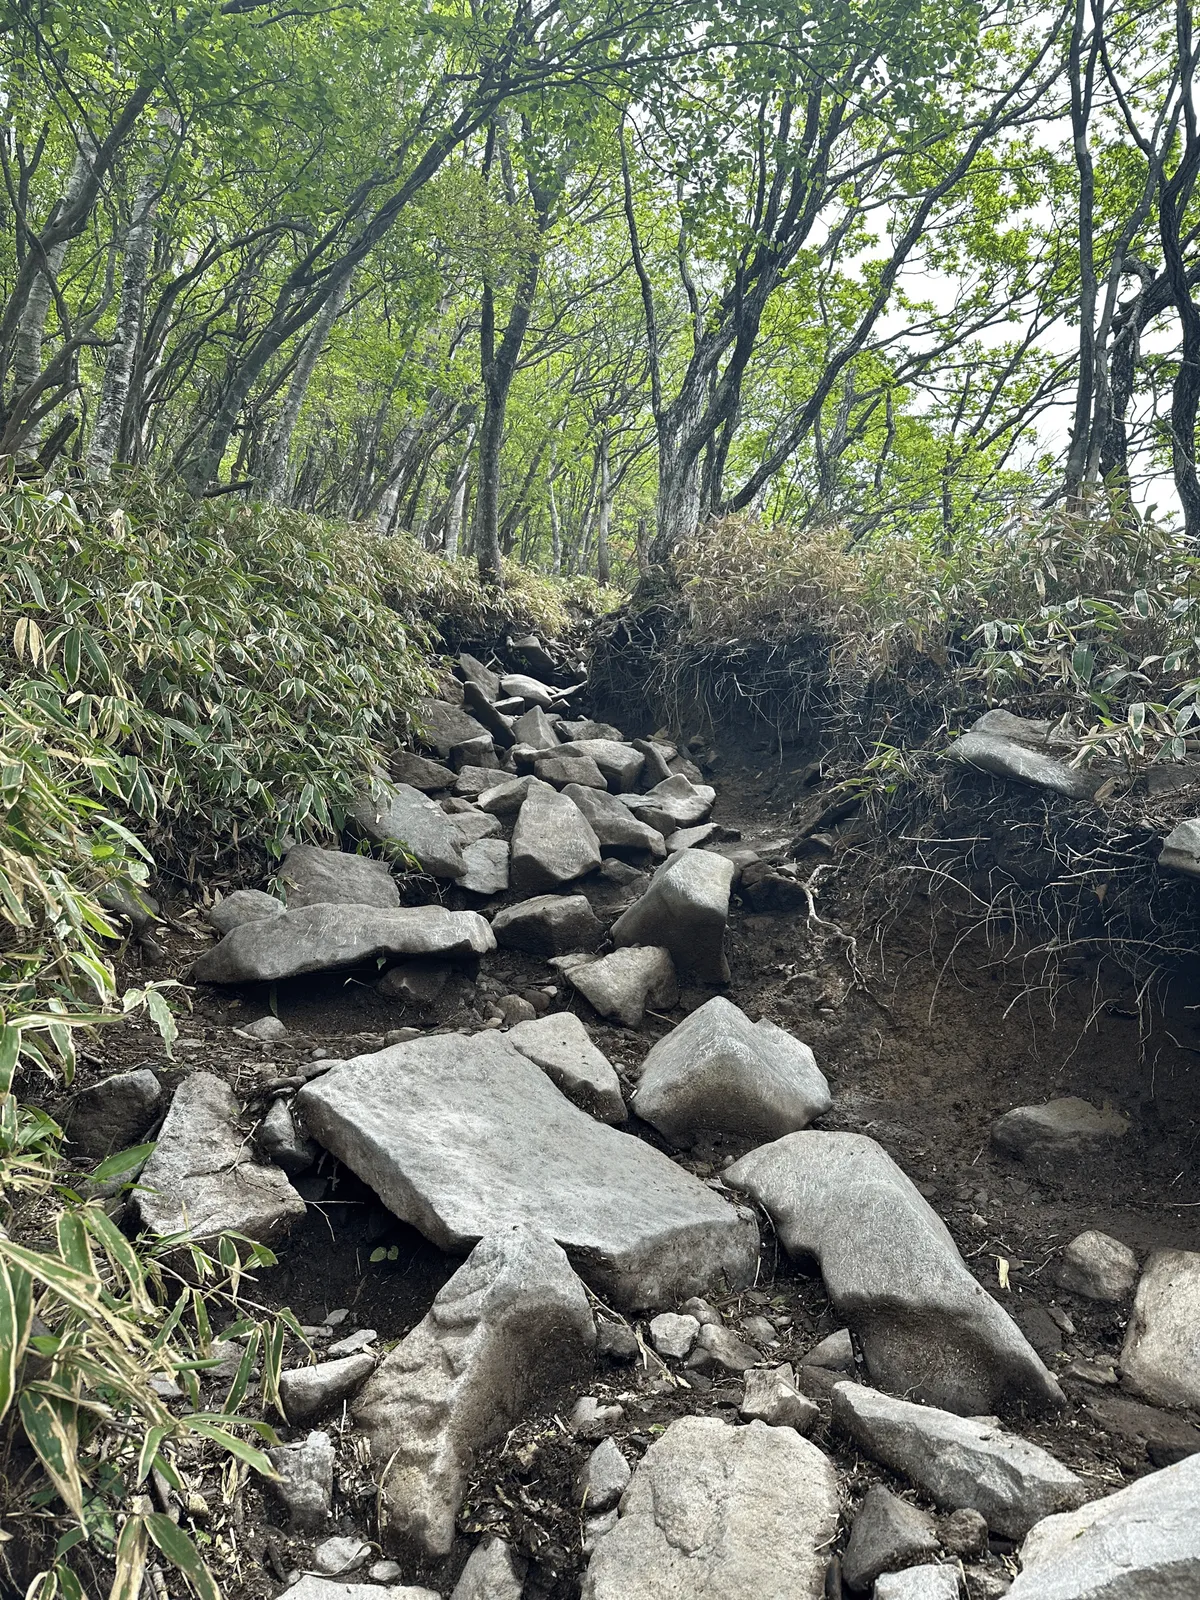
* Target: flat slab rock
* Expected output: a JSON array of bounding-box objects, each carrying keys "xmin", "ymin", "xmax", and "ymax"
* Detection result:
[
  {"xmin": 194, "ymin": 904, "xmax": 494, "ymax": 984},
  {"xmin": 1008, "ymin": 1450, "xmax": 1200, "ymax": 1598},
  {"xmin": 559, "ymin": 946, "xmax": 679, "ymax": 1027},
  {"xmin": 725, "ymin": 1131, "xmax": 1062, "ymax": 1414},
  {"xmin": 355, "ymin": 1227, "xmax": 595, "ymax": 1557},
  {"xmin": 633, "ymin": 995, "xmax": 830, "ymax": 1147},
  {"xmin": 1119, "ymin": 1248, "xmax": 1200, "ymax": 1409},
  {"xmin": 286, "ymin": 1579, "xmax": 440, "ymax": 1600},
  {"xmin": 506, "ymin": 1012, "xmax": 626, "ymax": 1122},
  {"xmin": 992, "ymin": 1096, "xmax": 1129, "ymax": 1164},
  {"xmin": 611, "ymin": 848, "xmax": 735, "ymax": 983},
  {"xmin": 350, "ymin": 783, "xmax": 467, "ymax": 879},
  {"xmin": 296, "ymin": 1032, "xmax": 757, "ymax": 1309},
  {"xmin": 947, "ymin": 711, "xmax": 1100, "ymax": 800},
  {"xmin": 136, "ymin": 1072, "xmax": 305, "ymax": 1245},
  {"xmin": 279, "ymin": 843, "xmax": 400, "ymax": 909},
  {"xmin": 581, "ymin": 1415, "xmax": 839, "ymax": 1600},
  {"xmin": 565, "ymin": 783, "xmax": 667, "ymax": 860},
  {"xmin": 832, "ymin": 1381, "xmax": 1086, "ymax": 1539}
]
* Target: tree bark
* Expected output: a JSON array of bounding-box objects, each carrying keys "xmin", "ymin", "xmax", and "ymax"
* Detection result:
[
  {"xmin": 596, "ymin": 430, "xmax": 612, "ymax": 586},
  {"xmin": 444, "ymin": 423, "xmax": 476, "ymax": 559},
  {"xmin": 260, "ymin": 272, "xmax": 353, "ymax": 503},
  {"xmin": 86, "ymin": 172, "xmax": 159, "ymax": 481}
]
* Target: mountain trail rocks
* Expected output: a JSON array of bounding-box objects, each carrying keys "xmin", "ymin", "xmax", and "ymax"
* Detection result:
[
  {"xmin": 450, "ymin": 1535, "xmax": 527, "ymax": 1600},
  {"xmin": 506, "ymin": 1012, "xmax": 626, "ymax": 1122},
  {"xmin": 278, "ymin": 1351, "xmax": 377, "ymax": 1423},
  {"xmin": 558, "ymin": 738, "xmax": 644, "ymax": 791},
  {"xmin": 477, "ymin": 775, "xmax": 537, "ymax": 815},
  {"xmin": 1119, "ymin": 1248, "xmax": 1200, "ymax": 1408},
  {"xmin": 354, "ymin": 1227, "xmax": 595, "ymax": 1557},
  {"xmin": 67, "ymin": 1067, "xmax": 162, "ymax": 1158},
  {"xmin": 874, "ymin": 1565, "xmax": 960, "ymax": 1600},
  {"xmin": 492, "ymin": 893, "xmax": 605, "ymax": 955},
  {"xmin": 1007, "ymin": 1450, "xmax": 1200, "ymax": 1597},
  {"xmin": 194, "ymin": 904, "xmax": 494, "ymax": 983},
  {"xmin": 510, "ymin": 781, "xmax": 602, "ymax": 892},
  {"xmin": 458, "ymin": 836, "xmax": 509, "ymax": 895},
  {"xmin": 350, "ymin": 782, "xmax": 467, "ymax": 880},
  {"xmin": 457, "ymin": 652, "xmax": 502, "ymax": 700},
  {"xmin": 279, "ymin": 843, "xmax": 400, "ymax": 909},
  {"xmin": 832, "ymin": 1382, "xmax": 1086, "ymax": 1538},
  {"xmin": 257, "ymin": 1099, "xmax": 318, "ymax": 1176},
  {"xmin": 623, "ymin": 774, "xmax": 716, "ymax": 835},
  {"xmin": 580, "ymin": 1415, "xmax": 839, "ymax": 1600},
  {"xmin": 417, "ymin": 698, "xmax": 491, "ymax": 757},
  {"xmin": 564, "ymin": 783, "xmax": 668, "ymax": 859},
  {"xmin": 649, "ymin": 1312, "xmax": 699, "ymax": 1360},
  {"xmin": 1158, "ymin": 817, "xmax": 1200, "ymax": 878},
  {"xmin": 632, "ymin": 995, "xmax": 831, "ymax": 1146},
  {"xmin": 739, "ymin": 1363, "xmax": 819, "ymax": 1432},
  {"xmin": 135, "ymin": 1072, "xmax": 305, "ymax": 1245},
  {"xmin": 537, "ymin": 751, "xmax": 607, "ymax": 789},
  {"xmin": 391, "ymin": 750, "xmax": 457, "ymax": 792},
  {"xmin": 726, "ymin": 1131, "xmax": 1062, "ymax": 1414},
  {"xmin": 502, "ymin": 673, "xmax": 559, "ymax": 707},
  {"xmin": 1055, "ymin": 1230, "xmax": 1139, "ymax": 1302},
  {"xmin": 207, "ymin": 888, "xmax": 285, "ymax": 934},
  {"xmin": 557, "ymin": 945, "xmax": 679, "ymax": 1027},
  {"xmin": 947, "ymin": 710, "xmax": 1100, "ymax": 799},
  {"xmin": 513, "ymin": 705, "xmax": 561, "ymax": 748},
  {"xmin": 841, "ymin": 1483, "xmax": 940, "ymax": 1592},
  {"xmin": 992, "ymin": 1096, "xmax": 1129, "ymax": 1165},
  {"xmin": 611, "ymin": 849, "xmax": 735, "ymax": 983},
  {"xmin": 296, "ymin": 1032, "xmax": 757, "ymax": 1309},
  {"xmin": 286, "ymin": 1579, "xmax": 441, "ymax": 1600},
  {"xmin": 578, "ymin": 1437, "xmax": 632, "ymax": 1512},
  {"xmin": 266, "ymin": 1429, "xmax": 334, "ymax": 1531}
]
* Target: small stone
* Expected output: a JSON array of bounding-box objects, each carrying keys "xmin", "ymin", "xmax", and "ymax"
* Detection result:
[
  {"xmin": 561, "ymin": 945, "xmax": 678, "ymax": 1028},
  {"xmin": 578, "ymin": 1437, "xmax": 631, "ymax": 1512},
  {"xmin": 278, "ymin": 1352, "xmax": 376, "ymax": 1423},
  {"xmin": 368, "ymin": 1561, "xmax": 403, "ymax": 1583},
  {"xmin": 384, "ymin": 1027, "xmax": 422, "ymax": 1046},
  {"xmin": 841, "ymin": 1483, "xmax": 940, "ymax": 1590},
  {"xmin": 942, "ymin": 1506, "xmax": 989, "ymax": 1558},
  {"xmin": 596, "ymin": 1320, "xmax": 639, "ymax": 1362},
  {"xmin": 622, "ymin": 773, "xmax": 716, "ymax": 834},
  {"xmin": 311, "ymin": 1535, "xmax": 370, "ymax": 1575},
  {"xmin": 665, "ymin": 822, "xmax": 717, "ymax": 851},
  {"xmin": 572, "ymin": 1396, "xmax": 626, "ymax": 1438},
  {"xmin": 258, "ymin": 1099, "xmax": 318, "ymax": 1177},
  {"xmin": 874, "ymin": 1564, "xmax": 960, "ymax": 1600},
  {"xmin": 506, "ymin": 1012, "xmax": 625, "ymax": 1122},
  {"xmin": 649, "ymin": 1312, "xmax": 699, "ymax": 1359},
  {"xmin": 962, "ymin": 1569, "xmax": 1011, "ymax": 1599},
  {"xmin": 742, "ymin": 1314, "xmax": 777, "ymax": 1344},
  {"xmin": 688, "ymin": 1321, "xmax": 758, "ymax": 1373},
  {"xmin": 740, "ymin": 1364, "xmax": 819, "ymax": 1432},
  {"xmin": 326, "ymin": 1328, "xmax": 378, "ymax": 1358},
  {"xmin": 450, "ymin": 1535, "xmax": 526, "ymax": 1600},
  {"xmin": 377, "ymin": 959, "xmax": 452, "ymax": 1006},
  {"xmin": 241, "ymin": 1014, "xmax": 288, "ymax": 1042},
  {"xmin": 804, "ymin": 1328, "xmax": 855, "ymax": 1372},
  {"xmin": 991, "ymin": 1097, "xmax": 1129, "ymax": 1166},
  {"xmin": 1157, "ymin": 817, "xmax": 1200, "ymax": 877},
  {"xmin": 266, "ymin": 1430, "xmax": 334, "ymax": 1532},
  {"xmin": 67, "ymin": 1068, "xmax": 162, "ymax": 1159},
  {"xmin": 1055, "ymin": 1230, "xmax": 1140, "ymax": 1302},
  {"xmin": 680, "ymin": 1296, "xmax": 723, "ymax": 1327},
  {"xmin": 558, "ymin": 739, "xmax": 644, "ymax": 791},
  {"xmin": 583, "ymin": 1509, "xmax": 619, "ymax": 1553},
  {"xmin": 499, "ymin": 994, "xmax": 538, "ymax": 1026}
]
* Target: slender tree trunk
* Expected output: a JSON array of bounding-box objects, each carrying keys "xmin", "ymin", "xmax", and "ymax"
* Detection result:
[
  {"xmin": 86, "ymin": 173, "xmax": 159, "ymax": 481},
  {"xmin": 260, "ymin": 272, "xmax": 352, "ymax": 503},
  {"xmin": 548, "ymin": 472, "xmax": 563, "ymax": 575},
  {"xmin": 596, "ymin": 431, "xmax": 612, "ymax": 586},
  {"xmin": 444, "ymin": 423, "xmax": 476, "ymax": 559},
  {"xmin": 374, "ymin": 421, "xmax": 419, "ymax": 532},
  {"xmin": 1063, "ymin": 0, "xmax": 1099, "ymax": 502}
]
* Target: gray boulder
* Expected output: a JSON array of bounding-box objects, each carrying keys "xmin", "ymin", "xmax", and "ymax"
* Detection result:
[
  {"xmin": 581, "ymin": 1415, "xmax": 838, "ymax": 1600},
  {"xmin": 632, "ymin": 738, "xmax": 673, "ymax": 785},
  {"xmin": 841, "ymin": 1484, "xmax": 939, "ymax": 1591},
  {"xmin": 454, "ymin": 763, "xmax": 503, "ymax": 799},
  {"xmin": 354, "ymin": 1227, "xmax": 595, "ymax": 1556},
  {"xmin": 1120, "ymin": 1248, "xmax": 1200, "ymax": 1408},
  {"xmin": 502, "ymin": 673, "xmax": 558, "ymax": 707},
  {"xmin": 611, "ymin": 849, "xmax": 735, "ymax": 983},
  {"xmin": 1158, "ymin": 817, "xmax": 1200, "ymax": 878},
  {"xmin": 513, "ymin": 705, "xmax": 561, "ymax": 748},
  {"xmin": 559, "ymin": 946, "xmax": 679, "ymax": 1027},
  {"xmin": 561, "ymin": 739, "xmax": 644, "ymax": 792},
  {"xmin": 267, "ymin": 1429, "xmax": 335, "ymax": 1531},
  {"xmin": 448, "ymin": 806, "xmax": 503, "ymax": 845},
  {"xmin": 537, "ymin": 751, "xmax": 607, "ymax": 789},
  {"xmin": 623, "ymin": 774, "xmax": 716, "ymax": 834},
  {"xmin": 257, "ymin": 1098, "xmax": 318, "ymax": 1176},
  {"xmin": 457, "ymin": 652, "xmax": 502, "ymax": 700},
  {"xmin": 561, "ymin": 719, "xmax": 625, "ymax": 742},
  {"xmin": 194, "ymin": 904, "xmax": 494, "ymax": 983},
  {"xmin": 832, "ymin": 1381, "xmax": 1086, "ymax": 1538},
  {"xmin": 492, "ymin": 893, "xmax": 605, "ymax": 955},
  {"xmin": 739, "ymin": 1364, "xmax": 819, "ymax": 1433},
  {"xmin": 207, "ymin": 889, "xmax": 284, "ymax": 935},
  {"xmin": 507, "ymin": 1012, "xmax": 626, "ymax": 1122},
  {"xmin": 287, "ymin": 1582, "xmax": 438, "ymax": 1600},
  {"xmin": 279, "ymin": 843, "xmax": 400, "ymax": 909},
  {"xmin": 632, "ymin": 995, "xmax": 830, "ymax": 1146},
  {"xmin": 350, "ymin": 783, "xmax": 467, "ymax": 879},
  {"xmin": 278, "ymin": 1352, "xmax": 377, "ymax": 1423},
  {"xmin": 992, "ymin": 1097, "xmax": 1129, "ymax": 1165},
  {"xmin": 1055, "ymin": 1230, "xmax": 1139, "ymax": 1302},
  {"xmin": 565, "ymin": 783, "xmax": 668, "ymax": 860},
  {"xmin": 874, "ymin": 1566, "xmax": 960, "ymax": 1600},
  {"xmin": 666, "ymin": 822, "xmax": 717, "ymax": 851},
  {"xmin": 417, "ymin": 698, "xmax": 490, "ymax": 758},
  {"xmin": 578, "ymin": 1437, "xmax": 632, "ymax": 1512},
  {"xmin": 67, "ymin": 1067, "xmax": 162, "ymax": 1158},
  {"xmin": 510, "ymin": 781, "xmax": 602, "ymax": 892},
  {"xmin": 462, "ymin": 681, "xmax": 516, "ymax": 748},
  {"xmin": 459, "ymin": 837, "xmax": 509, "ymax": 895},
  {"xmin": 650, "ymin": 1312, "xmax": 699, "ymax": 1359},
  {"xmin": 947, "ymin": 712, "xmax": 1099, "ymax": 799},
  {"xmin": 391, "ymin": 750, "xmax": 457, "ymax": 791},
  {"xmin": 451, "ymin": 1536, "xmax": 526, "ymax": 1600},
  {"xmin": 725, "ymin": 1132, "xmax": 1062, "ymax": 1414},
  {"xmin": 1008, "ymin": 1451, "xmax": 1200, "ymax": 1598},
  {"xmin": 135, "ymin": 1072, "xmax": 305, "ymax": 1245},
  {"xmin": 296, "ymin": 1032, "xmax": 757, "ymax": 1309},
  {"xmin": 477, "ymin": 775, "xmax": 538, "ymax": 816}
]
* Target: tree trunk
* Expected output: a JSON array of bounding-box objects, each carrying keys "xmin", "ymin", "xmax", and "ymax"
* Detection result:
[
  {"xmin": 596, "ymin": 431, "xmax": 612, "ymax": 586},
  {"xmin": 86, "ymin": 172, "xmax": 159, "ymax": 481},
  {"xmin": 444, "ymin": 424, "xmax": 476, "ymax": 559},
  {"xmin": 548, "ymin": 471, "xmax": 563, "ymax": 575},
  {"xmin": 260, "ymin": 272, "xmax": 352, "ymax": 503}
]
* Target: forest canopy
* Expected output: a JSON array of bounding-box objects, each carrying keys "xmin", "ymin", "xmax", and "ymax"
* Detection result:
[{"xmin": 1, "ymin": 0, "xmax": 1198, "ymax": 582}]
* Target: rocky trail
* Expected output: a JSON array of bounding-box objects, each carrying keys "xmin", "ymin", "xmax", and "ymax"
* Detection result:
[{"xmin": 58, "ymin": 642, "xmax": 1200, "ymax": 1600}]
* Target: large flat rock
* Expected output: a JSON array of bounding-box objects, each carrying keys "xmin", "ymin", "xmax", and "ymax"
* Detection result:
[
  {"xmin": 279, "ymin": 844, "xmax": 400, "ymax": 909},
  {"xmin": 350, "ymin": 783, "xmax": 467, "ymax": 879},
  {"xmin": 564, "ymin": 784, "xmax": 667, "ymax": 860},
  {"xmin": 194, "ymin": 904, "xmax": 495, "ymax": 984},
  {"xmin": 581, "ymin": 1415, "xmax": 838, "ymax": 1599},
  {"xmin": 947, "ymin": 713, "xmax": 1099, "ymax": 799},
  {"xmin": 296, "ymin": 1032, "xmax": 758, "ymax": 1309},
  {"xmin": 633, "ymin": 996, "xmax": 830, "ymax": 1146},
  {"xmin": 725, "ymin": 1131, "xmax": 1062, "ymax": 1413},
  {"xmin": 355, "ymin": 1227, "xmax": 595, "ymax": 1557},
  {"xmin": 507, "ymin": 1012, "xmax": 626, "ymax": 1122},
  {"xmin": 1008, "ymin": 1452, "xmax": 1200, "ymax": 1597},
  {"xmin": 136, "ymin": 1072, "xmax": 305, "ymax": 1245},
  {"xmin": 832, "ymin": 1381, "xmax": 1085, "ymax": 1539}
]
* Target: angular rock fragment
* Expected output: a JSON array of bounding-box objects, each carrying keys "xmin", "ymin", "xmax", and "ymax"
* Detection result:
[
  {"xmin": 1120, "ymin": 1248, "xmax": 1200, "ymax": 1408},
  {"xmin": 992, "ymin": 1097, "xmax": 1129, "ymax": 1165},
  {"xmin": 874, "ymin": 1565, "xmax": 960, "ymax": 1600},
  {"xmin": 377, "ymin": 958, "xmax": 452, "ymax": 1005},
  {"xmin": 841, "ymin": 1483, "xmax": 940, "ymax": 1591},
  {"xmin": 666, "ymin": 822, "xmax": 717, "ymax": 851},
  {"xmin": 477, "ymin": 775, "xmax": 537, "ymax": 816},
  {"xmin": 258, "ymin": 1098, "xmax": 318, "ymax": 1176},
  {"xmin": 611, "ymin": 849, "xmax": 734, "ymax": 982},
  {"xmin": 391, "ymin": 750, "xmax": 457, "ymax": 792},
  {"xmin": 623, "ymin": 774, "xmax": 717, "ymax": 834},
  {"xmin": 67, "ymin": 1068, "xmax": 162, "ymax": 1158},
  {"xmin": 462, "ymin": 681, "xmax": 516, "ymax": 748},
  {"xmin": 560, "ymin": 945, "xmax": 679, "ymax": 1027},
  {"xmin": 513, "ymin": 706, "xmax": 560, "ymax": 750},
  {"xmin": 417, "ymin": 698, "xmax": 491, "ymax": 758},
  {"xmin": 510, "ymin": 781, "xmax": 602, "ymax": 892},
  {"xmin": 459, "ymin": 837, "xmax": 509, "ymax": 895},
  {"xmin": 564, "ymin": 783, "xmax": 668, "ymax": 860},
  {"xmin": 280, "ymin": 843, "xmax": 400, "ymax": 909},
  {"xmin": 501, "ymin": 673, "xmax": 558, "ymax": 707},
  {"xmin": 135, "ymin": 1072, "xmax": 305, "ymax": 1245},
  {"xmin": 632, "ymin": 995, "xmax": 831, "ymax": 1146},
  {"xmin": 454, "ymin": 763, "xmax": 503, "ymax": 799},
  {"xmin": 449, "ymin": 733, "xmax": 497, "ymax": 770},
  {"xmin": 350, "ymin": 783, "xmax": 467, "ymax": 880},
  {"xmin": 688, "ymin": 1321, "xmax": 758, "ymax": 1372},
  {"xmin": 354, "ymin": 1227, "xmax": 595, "ymax": 1556},
  {"xmin": 631, "ymin": 738, "xmax": 673, "ymax": 785},
  {"xmin": 947, "ymin": 711, "xmax": 1099, "ymax": 799},
  {"xmin": 1055, "ymin": 1229, "xmax": 1139, "ymax": 1302},
  {"xmin": 1008, "ymin": 1451, "xmax": 1200, "ymax": 1598},
  {"xmin": 287, "ymin": 1579, "xmax": 441, "ymax": 1600},
  {"xmin": 448, "ymin": 806, "xmax": 503, "ymax": 845},
  {"xmin": 194, "ymin": 904, "xmax": 494, "ymax": 983},
  {"xmin": 832, "ymin": 1381, "xmax": 1086, "ymax": 1538},
  {"xmin": 506, "ymin": 1012, "xmax": 625, "ymax": 1121},
  {"xmin": 492, "ymin": 893, "xmax": 605, "ymax": 955},
  {"xmin": 278, "ymin": 1350, "xmax": 376, "ymax": 1423},
  {"xmin": 559, "ymin": 739, "xmax": 644, "ymax": 792},
  {"xmin": 578, "ymin": 1437, "xmax": 631, "ymax": 1512},
  {"xmin": 207, "ymin": 889, "xmax": 285, "ymax": 934},
  {"xmin": 451, "ymin": 1535, "xmax": 527, "ymax": 1600},
  {"xmin": 312, "ymin": 1536, "xmax": 370, "ymax": 1575},
  {"xmin": 561, "ymin": 719, "xmax": 624, "ymax": 743},
  {"xmin": 457, "ymin": 652, "xmax": 502, "ymax": 700},
  {"xmin": 805, "ymin": 1327, "xmax": 856, "ymax": 1372},
  {"xmin": 581, "ymin": 1415, "xmax": 839, "ymax": 1600},
  {"xmin": 726, "ymin": 1132, "xmax": 1062, "ymax": 1414},
  {"xmin": 266, "ymin": 1429, "xmax": 334, "ymax": 1532},
  {"xmin": 740, "ymin": 1364, "xmax": 818, "ymax": 1433},
  {"xmin": 537, "ymin": 751, "xmax": 607, "ymax": 788},
  {"xmin": 649, "ymin": 1312, "xmax": 699, "ymax": 1359},
  {"xmin": 296, "ymin": 1032, "xmax": 757, "ymax": 1309}
]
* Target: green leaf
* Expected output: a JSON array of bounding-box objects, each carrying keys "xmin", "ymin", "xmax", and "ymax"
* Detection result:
[
  {"xmin": 89, "ymin": 1144, "xmax": 156, "ymax": 1183},
  {"xmin": 136, "ymin": 1425, "xmax": 172, "ymax": 1486},
  {"xmin": 143, "ymin": 1514, "xmax": 220, "ymax": 1600},
  {"xmin": 0, "ymin": 1257, "xmax": 33, "ymax": 1423},
  {"xmin": 19, "ymin": 1390, "xmax": 86, "ymax": 1526},
  {"xmin": 185, "ymin": 1420, "xmax": 276, "ymax": 1476},
  {"xmin": 108, "ymin": 1514, "xmax": 148, "ymax": 1600}
]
